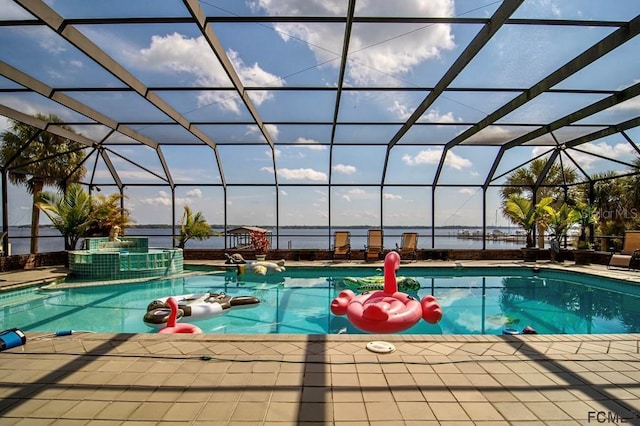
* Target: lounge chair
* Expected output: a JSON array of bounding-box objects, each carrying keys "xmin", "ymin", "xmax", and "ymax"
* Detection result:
[
  {"xmin": 608, "ymin": 230, "xmax": 640, "ymax": 270},
  {"xmin": 332, "ymin": 231, "xmax": 351, "ymax": 261},
  {"xmin": 364, "ymin": 229, "xmax": 383, "ymax": 262},
  {"xmin": 396, "ymin": 232, "xmax": 418, "ymax": 261}
]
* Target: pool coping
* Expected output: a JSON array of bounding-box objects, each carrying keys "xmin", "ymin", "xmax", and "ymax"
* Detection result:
[{"xmin": 17, "ymin": 258, "xmax": 640, "ymax": 292}]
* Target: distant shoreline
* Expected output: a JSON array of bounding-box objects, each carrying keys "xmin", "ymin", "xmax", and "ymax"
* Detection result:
[{"xmin": 16, "ymin": 224, "xmax": 512, "ymax": 230}]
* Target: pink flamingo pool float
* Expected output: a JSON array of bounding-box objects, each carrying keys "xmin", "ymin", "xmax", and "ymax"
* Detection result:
[
  {"xmin": 331, "ymin": 251, "xmax": 442, "ymax": 333},
  {"xmin": 158, "ymin": 297, "xmax": 203, "ymax": 334}
]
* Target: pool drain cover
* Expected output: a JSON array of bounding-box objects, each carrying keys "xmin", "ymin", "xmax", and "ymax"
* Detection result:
[{"xmin": 366, "ymin": 341, "xmax": 396, "ymax": 354}]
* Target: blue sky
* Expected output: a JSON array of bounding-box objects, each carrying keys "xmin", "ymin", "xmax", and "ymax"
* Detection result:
[{"xmin": 1, "ymin": 0, "xmax": 639, "ymax": 228}]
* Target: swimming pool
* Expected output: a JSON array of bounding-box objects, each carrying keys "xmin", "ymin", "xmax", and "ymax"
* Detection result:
[{"xmin": 2, "ymin": 266, "xmax": 640, "ymax": 335}]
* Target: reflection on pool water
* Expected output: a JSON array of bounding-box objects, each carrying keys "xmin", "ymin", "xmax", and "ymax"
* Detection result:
[{"xmin": 1, "ymin": 267, "xmax": 640, "ymax": 335}]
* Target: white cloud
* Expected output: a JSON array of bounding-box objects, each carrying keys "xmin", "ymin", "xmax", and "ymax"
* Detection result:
[
  {"xmin": 247, "ymin": 124, "xmax": 280, "ymax": 141},
  {"xmin": 340, "ymin": 188, "xmax": 376, "ymax": 202},
  {"xmin": 265, "ymin": 124, "xmax": 280, "ymax": 140},
  {"xmin": 168, "ymin": 167, "xmax": 219, "ymax": 183},
  {"xmin": 402, "ymin": 148, "xmax": 471, "ymax": 170},
  {"xmin": 136, "ymin": 33, "xmax": 283, "ymax": 113},
  {"xmin": 139, "ymin": 189, "xmax": 202, "ymax": 206},
  {"xmin": 250, "ymin": 0, "xmax": 347, "ymax": 16},
  {"xmin": 138, "ymin": 33, "xmax": 224, "ymax": 79},
  {"xmin": 295, "ymin": 137, "xmax": 327, "ymax": 150},
  {"xmin": 444, "ymin": 151, "xmax": 472, "ymax": 170},
  {"xmin": 581, "ymin": 141, "xmax": 635, "ymax": 157},
  {"xmin": 530, "ymin": 147, "xmax": 554, "ymax": 158},
  {"xmin": 280, "ymin": 167, "xmax": 327, "ymax": 181},
  {"xmin": 93, "ymin": 168, "xmax": 161, "ymax": 183},
  {"xmin": 531, "ymin": 141, "xmax": 637, "ymax": 171},
  {"xmin": 245, "ymin": 125, "xmax": 260, "ymax": 136},
  {"xmin": 463, "ymin": 126, "xmax": 517, "ymax": 145},
  {"xmin": 332, "ymin": 163, "xmax": 357, "ymax": 174},
  {"xmin": 522, "ymin": 0, "xmax": 565, "ymax": 19},
  {"xmin": 185, "ymin": 189, "xmax": 203, "ymax": 198},
  {"xmin": 252, "ymin": 0, "xmax": 456, "ymax": 85},
  {"xmin": 610, "ymin": 95, "xmax": 640, "ymax": 112},
  {"xmin": 387, "ymin": 101, "xmax": 413, "ymax": 119},
  {"xmin": 562, "ymin": 142, "xmax": 635, "ymax": 170},
  {"xmin": 227, "ymin": 49, "xmax": 284, "ymax": 89},
  {"xmin": 140, "ymin": 191, "xmax": 172, "ymax": 206},
  {"xmin": 0, "ymin": 95, "xmax": 77, "ymax": 123},
  {"xmin": 261, "ymin": 167, "xmax": 328, "ymax": 181},
  {"xmin": 389, "ymin": 100, "xmax": 459, "ymax": 123},
  {"xmin": 402, "ymin": 148, "xmax": 442, "ymax": 166},
  {"xmin": 269, "ymin": 148, "xmax": 282, "ymax": 159},
  {"xmin": 384, "ymin": 192, "xmax": 403, "ymax": 200},
  {"xmin": 420, "ymin": 109, "xmax": 459, "ymax": 123},
  {"xmin": 459, "ymin": 188, "xmax": 475, "ymax": 195}
]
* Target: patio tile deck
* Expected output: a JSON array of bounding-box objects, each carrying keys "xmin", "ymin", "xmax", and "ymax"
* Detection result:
[
  {"xmin": 1, "ymin": 332, "xmax": 639, "ymax": 424},
  {"xmin": 1, "ymin": 260, "xmax": 640, "ymax": 424}
]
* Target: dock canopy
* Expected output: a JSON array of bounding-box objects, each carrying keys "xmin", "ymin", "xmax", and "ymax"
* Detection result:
[{"xmin": 227, "ymin": 226, "xmax": 272, "ymax": 250}]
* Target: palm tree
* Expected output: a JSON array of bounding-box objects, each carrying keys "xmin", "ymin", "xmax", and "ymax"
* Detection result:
[
  {"xmin": 547, "ymin": 203, "xmax": 580, "ymax": 241},
  {"xmin": 501, "ymin": 157, "xmax": 578, "ymax": 247},
  {"xmin": 501, "ymin": 158, "xmax": 577, "ymax": 200},
  {"xmin": 626, "ymin": 157, "xmax": 640, "ymax": 213},
  {"xmin": 587, "ymin": 172, "xmax": 627, "ymax": 238},
  {"xmin": 573, "ymin": 157, "xmax": 640, "ymax": 248},
  {"xmin": 546, "ymin": 202, "xmax": 581, "ymax": 254},
  {"xmin": 36, "ymin": 183, "xmax": 92, "ymax": 250},
  {"xmin": 175, "ymin": 205, "xmax": 214, "ymax": 249},
  {"xmin": 37, "ymin": 184, "xmax": 134, "ymax": 251},
  {"xmin": 572, "ymin": 202, "xmax": 598, "ymax": 249},
  {"xmin": 0, "ymin": 114, "xmax": 87, "ymax": 253},
  {"xmin": 504, "ymin": 195, "xmax": 554, "ymax": 248},
  {"xmin": 85, "ymin": 192, "xmax": 133, "ymax": 238}
]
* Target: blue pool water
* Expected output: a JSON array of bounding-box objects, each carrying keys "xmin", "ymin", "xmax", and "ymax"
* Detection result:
[{"xmin": 1, "ymin": 267, "xmax": 640, "ymax": 335}]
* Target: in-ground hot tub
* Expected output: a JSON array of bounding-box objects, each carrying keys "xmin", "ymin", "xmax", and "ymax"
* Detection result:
[{"xmin": 68, "ymin": 237, "xmax": 183, "ymax": 281}]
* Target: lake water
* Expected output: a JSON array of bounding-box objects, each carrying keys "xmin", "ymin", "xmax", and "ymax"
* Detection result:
[{"xmin": 4, "ymin": 226, "xmax": 526, "ymax": 255}]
